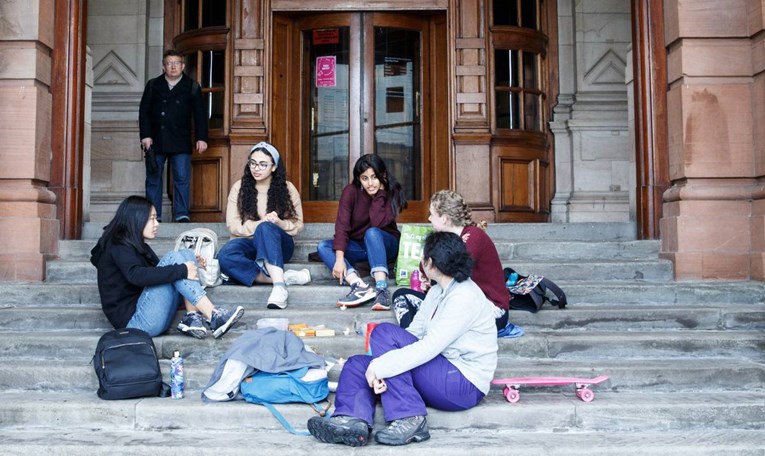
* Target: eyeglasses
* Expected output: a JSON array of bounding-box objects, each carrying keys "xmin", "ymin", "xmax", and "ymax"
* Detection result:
[
  {"xmin": 164, "ymin": 61, "xmax": 183, "ymax": 68},
  {"xmin": 248, "ymin": 160, "xmax": 273, "ymax": 170}
]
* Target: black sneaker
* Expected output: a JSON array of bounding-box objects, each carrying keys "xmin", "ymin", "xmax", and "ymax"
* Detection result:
[
  {"xmin": 177, "ymin": 311, "xmax": 208, "ymax": 339},
  {"xmin": 370, "ymin": 287, "xmax": 391, "ymax": 311},
  {"xmin": 336, "ymin": 282, "xmax": 376, "ymax": 308},
  {"xmin": 307, "ymin": 415, "xmax": 370, "ymax": 447},
  {"xmin": 208, "ymin": 306, "xmax": 244, "ymax": 339},
  {"xmin": 374, "ymin": 415, "xmax": 430, "ymax": 446}
]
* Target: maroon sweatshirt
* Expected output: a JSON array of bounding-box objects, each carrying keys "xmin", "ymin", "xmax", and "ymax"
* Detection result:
[
  {"xmin": 461, "ymin": 225, "xmax": 510, "ymax": 310},
  {"xmin": 332, "ymin": 184, "xmax": 400, "ymax": 252}
]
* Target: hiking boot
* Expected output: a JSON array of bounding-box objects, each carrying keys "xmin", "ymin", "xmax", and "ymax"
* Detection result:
[
  {"xmin": 370, "ymin": 287, "xmax": 391, "ymax": 311},
  {"xmin": 307, "ymin": 415, "xmax": 370, "ymax": 447},
  {"xmin": 177, "ymin": 311, "xmax": 208, "ymax": 339},
  {"xmin": 336, "ymin": 282, "xmax": 376, "ymax": 308},
  {"xmin": 208, "ymin": 306, "xmax": 244, "ymax": 339},
  {"xmin": 266, "ymin": 286, "xmax": 289, "ymax": 309},
  {"xmin": 374, "ymin": 415, "xmax": 430, "ymax": 446},
  {"xmin": 284, "ymin": 268, "xmax": 311, "ymax": 285}
]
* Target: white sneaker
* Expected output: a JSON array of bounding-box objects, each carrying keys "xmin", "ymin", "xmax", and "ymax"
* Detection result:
[
  {"xmin": 284, "ymin": 268, "xmax": 311, "ymax": 285},
  {"xmin": 267, "ymin": 286, "xmax": 289, "ymax": 309}
]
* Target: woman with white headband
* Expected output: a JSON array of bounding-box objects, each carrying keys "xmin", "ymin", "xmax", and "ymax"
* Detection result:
[{"xmin": 217, "ymin": 141, "xmax": 310, "ymax": 309}]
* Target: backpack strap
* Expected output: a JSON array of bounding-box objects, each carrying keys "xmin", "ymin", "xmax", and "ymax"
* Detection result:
[
  {"xmin": 259, "ymin": 401, "xmax": 331, "ymax": 436},
  {"xmin": 539, "ymin": 277, "xmax": 567, "ymax": 309}
]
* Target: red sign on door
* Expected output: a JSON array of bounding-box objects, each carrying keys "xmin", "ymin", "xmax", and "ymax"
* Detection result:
[
  {"xmin": 313, "ymin": 29, "xmax": 339, "ymax": 45},
  {"xmin": 316, "ymin": 56, "xmax": 336, "ymax": 88}
]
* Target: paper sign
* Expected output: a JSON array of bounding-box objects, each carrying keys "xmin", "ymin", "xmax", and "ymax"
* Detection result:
[
  {"xmin": 313, "ymin": 29, "xmax": 340, "ymax": 45},
  {"xmin": 316, "ymin": 56, "xmax": 336, "ymax": 88}
]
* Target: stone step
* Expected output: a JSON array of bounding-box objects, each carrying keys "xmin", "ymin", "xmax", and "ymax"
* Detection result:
[
  {"xmin": 4, "ymin": 281, "xmax": 763, "ymax": 306},
  {"xmin": 1, "ymin": 391, "xmax": 762, "ymax": 433},
  {"xmin": 81, "ymin": 221, "xmax": 639, "ymax": 242},
  {"xmin": 2, "ymin": 330, "xmax": 762, "ymax": 363},
  {"xmin": 59, "ymin": 238, "xmax": 661, "ymax": 261},
  {"xmin": 2, "ymin": 305, "xmax": 763, "ymax": 332},
  {"xmin": 2, "ymin": 429, "xmax": 763, "ymax": 455},
  {"xmin": 1, "ymin": 358, "xmax": 761, "ymax": 393},
  {"xmin": 45, "ymin": 257, "xmax": 674, "ymax": 283}
]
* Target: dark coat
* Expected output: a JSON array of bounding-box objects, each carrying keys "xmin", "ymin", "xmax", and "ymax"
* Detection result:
[
  {"xmin": 139, "ymin": 73, "xmax": 208, "ymax": 155},
  {"xmin": 90, "ymin": 239, "xmax": 187, "ymax": 329}
]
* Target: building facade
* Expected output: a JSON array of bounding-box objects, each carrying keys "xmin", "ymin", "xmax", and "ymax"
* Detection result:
[{"xmin": 1, "ymin": 0, "xmax": 763, "ymax": 281}]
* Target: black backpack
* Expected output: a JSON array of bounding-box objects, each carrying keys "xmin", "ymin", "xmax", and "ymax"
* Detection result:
[
  {"xmin": 504, "ymin": 267, "xmax": 568, "ymax": 313},
  {"xmin": 93, "ymin": 328, "xmax": 164, "ymax": 400}
]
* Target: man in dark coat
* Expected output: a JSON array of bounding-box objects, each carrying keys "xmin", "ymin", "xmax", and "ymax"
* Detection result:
[{"xmin": 139, "ymin": 50, "xmax": 208, "ymax": 222}]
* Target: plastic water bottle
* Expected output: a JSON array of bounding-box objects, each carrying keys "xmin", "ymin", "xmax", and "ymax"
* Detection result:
[
  {"xmin": 506, "ymin": 272, "xmax": 519, "ymax": 287},
  {"xmin": 170, "ymin": 350, "xmax": 184, "ymax": 399},
  {"xmin": 410, "ymin": 269, "xmax": 422, "ymax": 292}
]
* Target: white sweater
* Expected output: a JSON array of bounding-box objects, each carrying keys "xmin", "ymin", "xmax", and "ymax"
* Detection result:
[{"xmin": 372, "ymin": 278, "xmax": 499, "ymax": 394}]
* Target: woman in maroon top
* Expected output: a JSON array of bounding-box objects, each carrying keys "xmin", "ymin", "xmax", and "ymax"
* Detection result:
[
  {"xmin": 392, "ymin": 190, "xmax": 512, "ymax": 331},
  {"xmin": 317, "ymin": 154, "xmax": 407, "ymax": 310}
]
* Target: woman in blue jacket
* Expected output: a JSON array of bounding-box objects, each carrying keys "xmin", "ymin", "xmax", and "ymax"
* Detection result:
[{"xmin": 90, "ymin": 196, "xmax": 243, "ymax": 339}]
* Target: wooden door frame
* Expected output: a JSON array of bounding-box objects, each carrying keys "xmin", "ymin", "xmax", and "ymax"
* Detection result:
[
  {"xmin": 52, "ymin": 0, "xmax": 88, "ymax": 240},
  {"xmin": 631, "ymin": 0, "xmax": 668, "ymax": 240}
]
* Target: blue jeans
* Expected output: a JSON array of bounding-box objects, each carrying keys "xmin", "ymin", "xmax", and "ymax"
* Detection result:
[
  {"xmin": 333, "ymin": 323, "xmax": 485, "ymax": 424},
  {"xmin": 145, "ymin": 152, "xmax": 190, "ymax": 221},
  {"xmin": 317, "ymin": 227, "xmax": 399, "ymax": 278},
  {"xmin": 218, "ymin": 222, "xmax": 295, "ymax": 286},
  {"xmin": 127, "ymin": 249, "xmax": 206, "ymax": 337}
]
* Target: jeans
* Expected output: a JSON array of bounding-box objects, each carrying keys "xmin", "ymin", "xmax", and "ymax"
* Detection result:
[
  {"xmin": 127, "ymin": 249, "xmax": 206, "ymax": 337},
  {"xmin": 333, "ymin": 323, "xmax": 485, "ymax": 424},
  {"xmin": 317, "ymin": 227, "xmax": 399, "ymax": 278},
  {"xmin": 217, "ymin": 222, "xmax": 295, "ymax": 286},
  {"xmin": 145, "ymin": 152, "xmax": 191, "ymax": 221}
]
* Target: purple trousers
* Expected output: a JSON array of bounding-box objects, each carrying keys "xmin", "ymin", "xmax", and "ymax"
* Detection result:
[{"xmin": 333, "ymin": 322, "xmax": 485, "ymax": 424}]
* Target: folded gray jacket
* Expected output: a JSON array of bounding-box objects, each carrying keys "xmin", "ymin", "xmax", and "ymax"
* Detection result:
[{"xmin": 202, "ymin": 328, "xmax": 325, "ymax": 401}]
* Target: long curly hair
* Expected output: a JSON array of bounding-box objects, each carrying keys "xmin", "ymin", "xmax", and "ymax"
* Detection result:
[
  {"xmin": 422, "ymin": 231, "xmax": 474, "ymax": 282},
  {"xmin": 237, "ymin": 147, "xmax": 296, "ymax": 223},
  {"xmin": 430, "ymin": 190, "xmax": 475, "ymax": 228},
  {"xmin": 352, "ymin": 154, "xmax": 407, "ymax": 215}
]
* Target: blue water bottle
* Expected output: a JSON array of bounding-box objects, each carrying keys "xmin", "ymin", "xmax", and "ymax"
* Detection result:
[
  {"xmin": 170, "ymin": 350, "xmax": 184, "ymax": 399},
  {"xmin": 506, "ymin": 272, "xmax": 518, "ymax": 287}
]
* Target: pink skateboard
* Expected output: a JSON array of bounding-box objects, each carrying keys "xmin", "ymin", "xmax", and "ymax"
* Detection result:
[{"xmin": 492, "ymin": 375, "xmax": 609, "ymax": 403}]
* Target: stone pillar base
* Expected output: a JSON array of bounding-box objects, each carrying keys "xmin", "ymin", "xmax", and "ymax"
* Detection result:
[
  {"xmin": 0, "ymin": 199, "xmax": 58, "ymax": 281},
  {"xmin": 661, "ymin": 186, "xmax": 757, "ymax": 280}
]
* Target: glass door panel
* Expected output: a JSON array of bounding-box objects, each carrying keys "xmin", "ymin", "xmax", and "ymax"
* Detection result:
[
  {"xmin": 306, "ymin": 27, "xmax": 351, "ymax": 201},
  {"xmin": 373, "ymin": 27, "xmax": 421, "ymax": 201}
]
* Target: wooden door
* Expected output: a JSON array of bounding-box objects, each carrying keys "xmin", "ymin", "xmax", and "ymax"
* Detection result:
[{"xmin": 272, "ymin": 12, "xmax": 448, "ymax": 222}]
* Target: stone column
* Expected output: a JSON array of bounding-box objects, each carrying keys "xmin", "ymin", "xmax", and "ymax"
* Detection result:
[
  {"xmin": 0, "ymin": 0, "xmax": 58, "ymax": 281},
  {"xmin": 550, "ymin": 0, "xmax": 633, "ymax": 223},
  {"xmin": 661, "ymin": 0, "xmax": 764, "ymax": 279},
  {"xmin": 88, "ymin": 0, "xmax": 162, "ymax": 222}
]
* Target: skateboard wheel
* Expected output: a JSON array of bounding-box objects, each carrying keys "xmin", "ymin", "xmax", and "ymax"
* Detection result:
[
  {"xmin": 503, "ymin": 386, "xmax": 520, "ymax": 403},
  {"xmin": 577, "ymin": 388, "xmax": 594, "ymax": 402}
]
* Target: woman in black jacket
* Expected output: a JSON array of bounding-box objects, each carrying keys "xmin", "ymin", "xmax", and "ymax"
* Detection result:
[{"xmin": 90, "ymin": 196, "xmax": 243, "ymax": 339}]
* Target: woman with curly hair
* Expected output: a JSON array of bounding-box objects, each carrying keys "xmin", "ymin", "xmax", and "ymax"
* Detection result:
[
  {"xmin": 307, "ymin": 231, "xmax": 498, "ymax": 447},
  {"xmin": 217, "ymin": 142, "xmax": 309, "ymax": 309},
  {"xmin": 317, "ymin": 154, "xmax": 406, "ymax": 311},
  {"xmin": 392, "ymin": 190, "xmax": 516, "ymax": 335}
]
